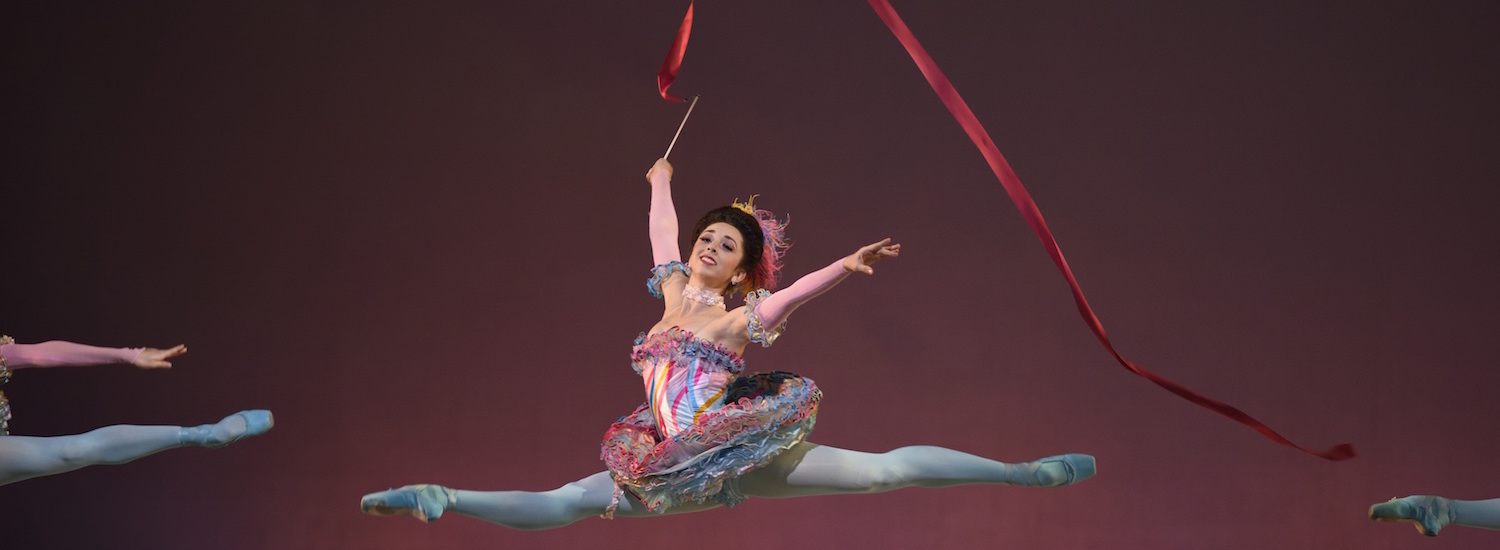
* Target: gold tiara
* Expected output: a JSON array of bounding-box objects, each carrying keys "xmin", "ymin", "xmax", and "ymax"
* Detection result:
[{"xmin": 731, "ymin": 194, "xmax": 758, "ymax": 215}]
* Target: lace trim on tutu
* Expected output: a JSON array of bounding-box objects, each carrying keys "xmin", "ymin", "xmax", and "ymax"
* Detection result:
[
  {"xmin": 0, "ymin": 335, "xmax": 12, "ymax": 383},
  {"xmin": 744, "ymin": 289, "xmax": 787, "ymax": 347},
  {"xmin": 1, "ymin": 334, "xmax": 12, "ymax": 436},
  {"xmin": 600, "ymin": 374, "xmax": 821, "ymax": 514},
  {"xmin": 631, "ymin": 327, "xmax": 746, "ymax": 375},
  {"xmin": 647, "ymin": 261, "xmax": 691, "ymax": 299}
]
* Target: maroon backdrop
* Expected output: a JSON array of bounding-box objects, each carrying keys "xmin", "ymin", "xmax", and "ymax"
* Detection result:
[{"xmin": 3, "ymin": 1, "xmax": 1497, "ymax": 548}]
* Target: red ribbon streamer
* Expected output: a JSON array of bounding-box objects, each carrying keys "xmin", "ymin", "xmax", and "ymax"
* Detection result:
[
  {"xmin": 865, "ymin": 0, "xmax": 1354, "ymax": 461},
  {"xmin": 657, "ymin": 1, "xmax": 694, "ymax": 103}
]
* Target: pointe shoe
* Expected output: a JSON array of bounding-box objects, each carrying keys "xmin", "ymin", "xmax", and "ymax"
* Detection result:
[
  {"xmin": 1029, "ymin": 454, "xmax": 1097, "ymax": 487},
  {"xmin": 181, "ymin": 410, "xmax": 275, "ymax": 448},
  {"xmin": 220, "ymin": 410, "xmax": 274, "ymax": 447},
  {"xmin": 1370, "ymin": 495, "xmax": 1454, "ymax": 536},
  {"xmin": 361, "ymin": 484, "xmax": 457, "ymax": 523}
]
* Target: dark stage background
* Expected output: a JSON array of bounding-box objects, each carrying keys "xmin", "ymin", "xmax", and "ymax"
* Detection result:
[{"xmin": 3, "ymin": 1, "xmax": 1498, "ymax": 548}]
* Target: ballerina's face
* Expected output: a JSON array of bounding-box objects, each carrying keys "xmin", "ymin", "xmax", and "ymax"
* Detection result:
[{"xmin": 691, "ymin": 222, "xmax": 747, "ymax": 289}]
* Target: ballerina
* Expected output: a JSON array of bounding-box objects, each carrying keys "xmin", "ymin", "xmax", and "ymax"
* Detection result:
[
  {"xmin": 359, "ymin": 158, "xmax": 1095, "ymax": 528},
  {"xmin": 1370, "ymin": 495, "xmax": 1500, "ymax": 536},
  {"xmin": 0, "ymin": 336, "xmax": 273, "ymax": 487}
]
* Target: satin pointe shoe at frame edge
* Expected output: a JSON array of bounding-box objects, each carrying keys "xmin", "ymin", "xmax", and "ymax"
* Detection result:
[{"xmin": 1370, "ymin": 495, "xmax": 1455, "ymax": 536}]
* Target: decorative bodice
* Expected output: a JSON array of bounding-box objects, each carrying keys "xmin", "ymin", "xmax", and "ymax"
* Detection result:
[{"xmin": 631, "ymin": 328, "xmax": 745, "ymax": 438}]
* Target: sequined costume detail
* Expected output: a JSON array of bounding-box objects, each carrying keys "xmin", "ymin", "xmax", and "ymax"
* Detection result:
[
  {"xmin": 601, "ymin": 274, "xmax": 818, "ymax": 515},
  {"xmin": 1, "ymin": 335, "xmax": 14, "ymax": 436}
]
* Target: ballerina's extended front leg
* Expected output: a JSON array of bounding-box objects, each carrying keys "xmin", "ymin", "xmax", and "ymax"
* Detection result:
[{"xmin": 0, "ymin": 410, "xmax": 273, "ymax": 486}]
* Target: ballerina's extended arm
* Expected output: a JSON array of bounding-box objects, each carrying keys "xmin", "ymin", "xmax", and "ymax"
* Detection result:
[
  {"xmin": 647, "ymin": 158, "xmax": 681, "ymax": 265},
  {"xmin": 0, "ymin": 340, "xmax": 185, "ymax": 369},
  {"xmin": 646, "ymin": 158, "xmax": 690, "ymax": 312},
  {"xmin": 742, "ymin": 238, "xmax": 901, "ymax": 336}
]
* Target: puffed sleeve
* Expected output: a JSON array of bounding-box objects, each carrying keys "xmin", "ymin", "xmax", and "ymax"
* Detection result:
[{"xmin": 744, "ymin": 290, "xmax": 788, "ymax": 347}]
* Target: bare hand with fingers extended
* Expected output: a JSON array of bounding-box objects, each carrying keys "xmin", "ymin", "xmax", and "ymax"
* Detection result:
[{"xmin": 842, "ymin": 238, "xmax": 901, "ymax": 275}]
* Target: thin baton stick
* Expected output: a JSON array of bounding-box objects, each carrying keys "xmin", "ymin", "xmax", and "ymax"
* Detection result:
[{"xmin": 663, "ymin": 94, "xmax": 700, "ymax": 159}]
